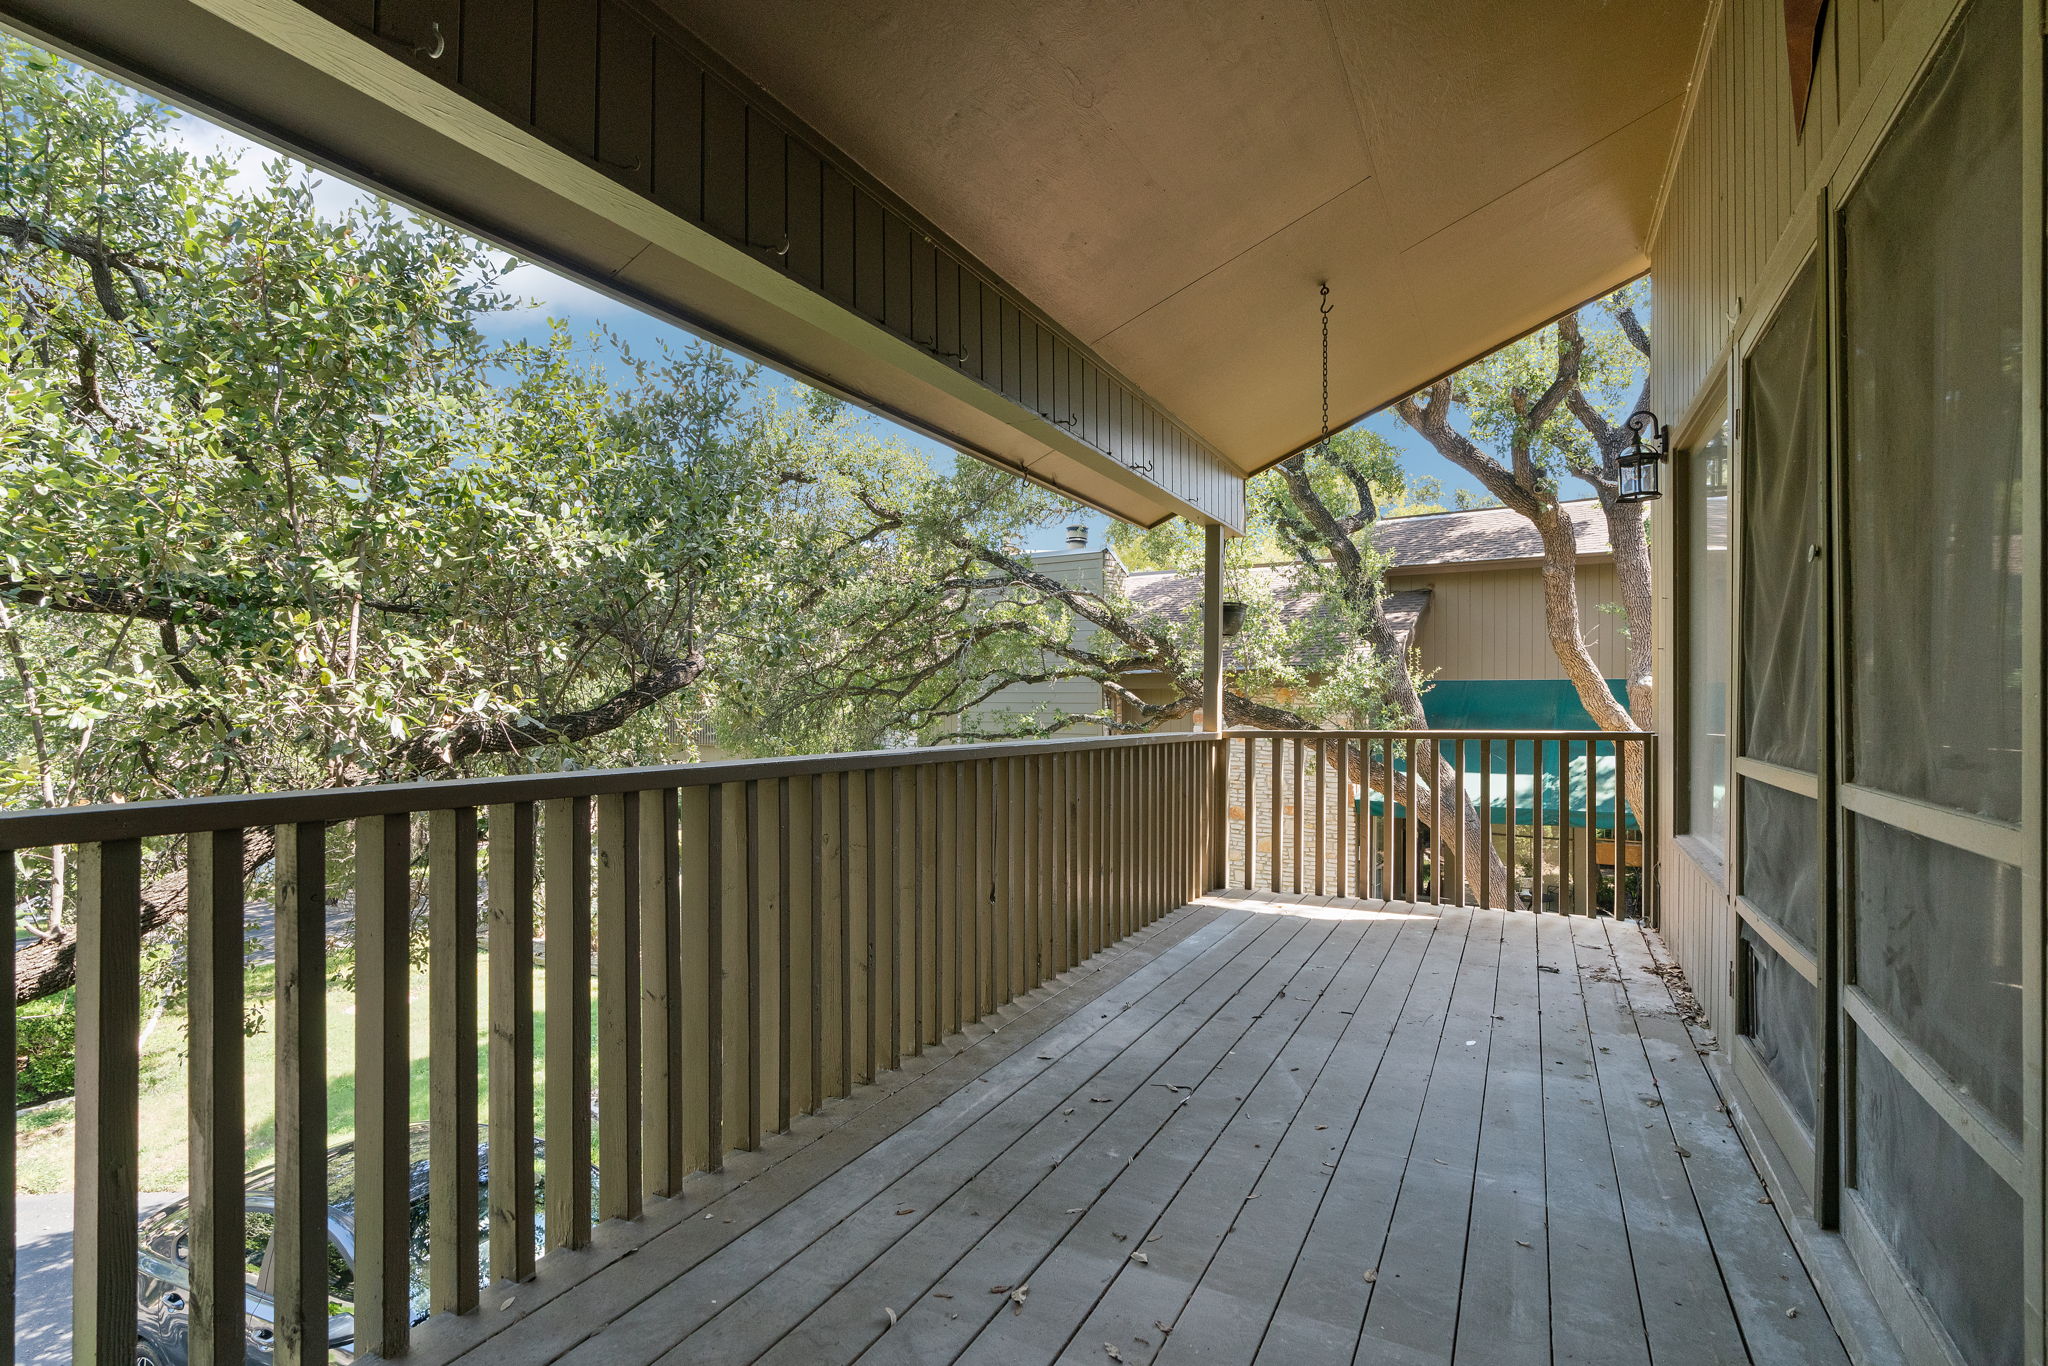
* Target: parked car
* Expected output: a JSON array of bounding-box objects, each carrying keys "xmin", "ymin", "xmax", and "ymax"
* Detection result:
[{"xmin": 134, "ymin": 1125, "xmax": 570, "ymax": 1365}]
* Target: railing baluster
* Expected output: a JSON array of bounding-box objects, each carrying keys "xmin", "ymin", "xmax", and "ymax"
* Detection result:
[
  {"xmin": 785, "ymin": 777, "xmax": 815, "ymax": 1119},
  {"xmin": 885, "ymin": 769, "xmax": 913, "ymax": 1068},
  {"xmin": 1561, "ymin": 739, "xmax": 1573, "ymax": 913},
  {"xmin": 1453, "ymin": 737, "xmax": 1467, "ymax": 908},
  {"xmin": 1060, "ymin": 754, "xmax": 1077, "ymax": 958},
  {"xmin": 596, "ymin": 792, "xmax": 643, "ymax": 1217},
  {"xmin": 845, "ymin": 771, "xmax": 874, "ymax": 1087},
  {"xmin": 73, "ymin": 838, "xmax": 142, "ymax": 1366},
  {"xmin": 489, "ymin": 803, "xmax": 539, "ymax": 1276},
  {"xmin": 274, "ymin": 820, "xmax": 329, "ymax": 1363},
  {"xmin": 901, "ymin": 770, "xmax": 925, "ymax": 1056},
  {"xmin": 973, "ymin": 759, "xmax": 993, "ymax": 1012},
  {"xmin": 1433, "ymin": 737, "xmax": 1449, "ymax": 909},
  {"xmin": 189, "ymin": 829, "xmax": 246, "ymax": 1366},
  {"xmin": 1011, "ymin": 758, "xmax": 1030, "ymax": 997},
  {"xmin": 428, "ymin": 808, "xmax": 480, "ymax": 1314},
  {"xmin": 351, "ymin": 814, "xmax": 410, "ymax": 1349},
  {"xmin": 1480, "ymin": 741, "xmax": 1494, "ymax": 910},
  {"xmin": 543, "ymin": 796, "xmax": 593, "ymax": 1245},
  {"xmin": 751, "ymin": 781, "xmax": 785, "ymax": 1135},
  {"xmin": 637, "ymin": 789, "xmax": 682, "ymax": 1195},
  {"xmin": 716, "ymin": 783, "xmax": 752, "ymax": 1154},
  {"xmin": 1637, "ymin": 737, "xmax": 1648, "ymax": 917},
  {"xmin": 818, "ymin": 772, "xmax": 847, "ymax": 1101},
  {"xmin": 1582, "ymin": 742, "xmax": 1599, "ymax": 916},
  {"xmin": 678, "ymin": 787, "xmax": 716, "ymax": 1173},
  {"xmin": 918, "ymin": 764, "xmax": 942, "ymax": 1046}
]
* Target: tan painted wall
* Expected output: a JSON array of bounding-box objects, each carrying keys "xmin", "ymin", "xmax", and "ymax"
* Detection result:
[{"xmin": 1387, "ymin": 561, "xmax": 1628, "ymax": 682}]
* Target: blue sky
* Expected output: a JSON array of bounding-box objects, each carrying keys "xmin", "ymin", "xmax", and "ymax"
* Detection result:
[{"xmin": 167, "ymin": 108, "xmax": 1598, "ymax": 551}]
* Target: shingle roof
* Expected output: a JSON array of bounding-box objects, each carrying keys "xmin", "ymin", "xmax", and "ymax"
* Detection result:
[{"xmin": 1368, "ymin": 499, "xmax": 1611, "ymax": 569}]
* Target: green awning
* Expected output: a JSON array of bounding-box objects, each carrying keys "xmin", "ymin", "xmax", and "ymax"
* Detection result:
[{"xmin": 1418, "ymin": 678, "xmax": 1629, "ymax": 731}]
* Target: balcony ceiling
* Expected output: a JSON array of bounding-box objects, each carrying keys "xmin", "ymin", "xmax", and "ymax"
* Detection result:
[{"xmin": 659, "ymin": 0, "xmax": 1706, "ymax": 475}]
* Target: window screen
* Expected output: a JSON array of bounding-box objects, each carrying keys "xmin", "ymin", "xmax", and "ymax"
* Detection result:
[
  {"xmin": 1682, "ymin": 420, "xmax": 1732, "ymax": 856},
  {"xmin": 1851, "ymin": 814, "xmax": 2022, "ymax": 1136},
  {"xmin": 1840, "ymin": 0, "xmax": 2023, "ymax": 824},
  {"xmin": 1740, "ymin": 924, "xmax": 1816, "ymax": 1132},
  {"xmin": 1739, "ymin": 779, "xmax": 1817, "ymax": 952},
  {"xmin": 1740, "ymin": 260, "xmax": 1823, "ymax": 773},
  {"xmin": 1852, "ymin": 1031, "xmax": 2022, "ymax": 1366}
]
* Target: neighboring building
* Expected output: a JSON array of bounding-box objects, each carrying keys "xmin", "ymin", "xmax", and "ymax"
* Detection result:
[{"xmin": 966, "ymin": 499, "xmax": 1631, "ymax": 736}]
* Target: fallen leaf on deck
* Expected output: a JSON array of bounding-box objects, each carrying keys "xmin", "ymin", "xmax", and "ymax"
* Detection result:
[
  {"xmin": 1009, "ymin": 1284, "xmax": 1030, "ymax": 1314},
  {"xmin": 1104, "ymin": 1345, "xmax": 1123, "ymax": 1361},
  {"xmin": 896, "ymin": 1208, "xmax": 916, "ymax": 1216},
  {"xmin": 989, "ymin": 1285, "xmax": 1013, "ymax": 1295},
  {"xmin": 1130, "ymin": 1251, "xmax": 1148, "ymax": 1264},
  {"xmin": 1364, "ymin": 1268, "xmax": 1378, "ymax": 1283},
  {"xmin": 884, "ymin": 1307, "xmax": 898, "ymax": 1326}
]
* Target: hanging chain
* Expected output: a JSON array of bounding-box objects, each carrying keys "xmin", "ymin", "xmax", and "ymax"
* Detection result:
[{"xmin": 1318, "ymin": 281, "xmax": 1332, "ymax": 446}]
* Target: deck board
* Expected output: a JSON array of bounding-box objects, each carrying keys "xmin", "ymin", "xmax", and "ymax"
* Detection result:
[{"xmin": 407, "ymin": 896, "xmax": 1851, "ymax": 1366}]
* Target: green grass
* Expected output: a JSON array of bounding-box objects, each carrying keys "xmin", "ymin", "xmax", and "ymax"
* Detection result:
[{"xmin": 16, "ymin": 957, "xmax": 558, "ymax": 1195}]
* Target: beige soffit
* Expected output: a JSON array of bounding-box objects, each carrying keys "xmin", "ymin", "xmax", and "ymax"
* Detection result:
[{"xmin": 659, "ymin": 0, "xmax": 1707, "ymax": 476}]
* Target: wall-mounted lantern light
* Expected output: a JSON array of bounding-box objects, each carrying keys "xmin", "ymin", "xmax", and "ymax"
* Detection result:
[
  {"xmin": 1617, "ymin": 410, "xmax": 1668, "ymax": 504},
  {"xmin": 1220, "ymin": 601, "xmax": 1246, "ymax": 638}
]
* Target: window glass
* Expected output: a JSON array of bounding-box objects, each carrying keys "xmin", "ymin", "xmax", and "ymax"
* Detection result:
[
  {"xmin": 1840, "ymin": 0, "xmax": 2023, "ymax": 824},
  {"xmin": 1682, "ymin": 419, "xmax": 1731, "ymax": 856}
]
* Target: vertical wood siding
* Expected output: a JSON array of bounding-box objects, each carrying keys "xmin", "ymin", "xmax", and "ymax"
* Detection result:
[
  {"xmin": 1649, "ymin": 0, "xmax": 1918, "ymax": 431},
  {"xmin": 294, "ymin": 0, "xmax": 1243, "ymax": 528},
  {"xmin": 1389, "ymin": 563, "xmax": 1631, "ymax": 683},
  {"xmin": 1663, "ymin": 845, "xmax": 1734, "ymax": 1036}
]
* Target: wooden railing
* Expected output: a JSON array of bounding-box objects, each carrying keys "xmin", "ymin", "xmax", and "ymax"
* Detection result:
[
  {"xmin": 0, "ymin": 733, "xmax": 1218, "ymax": 1366},
  {"xmin": 1219, "ymin": 730, "xmax": 1657, "ymax": 919}
]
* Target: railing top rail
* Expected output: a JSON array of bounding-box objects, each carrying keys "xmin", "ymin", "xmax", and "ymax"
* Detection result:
[
  {"xmin": 1233, "ymin": 729, "xmax": 1656, "ymax": 741},
  {"xmin": 0, "ymin": 730, "xmax": 1212, "ymax": 848}
]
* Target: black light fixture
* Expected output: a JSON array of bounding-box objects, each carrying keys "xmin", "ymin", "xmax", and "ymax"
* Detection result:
[
  {"xmin": 1617, "ymin": 410, "xmax": 1668, "ymax": 504},
  {"xmin": 1220, "ymin": 601, "xmax": 1246, "ymax": 638}
]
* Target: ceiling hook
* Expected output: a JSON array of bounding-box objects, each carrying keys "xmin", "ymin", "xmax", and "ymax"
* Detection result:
[
  {"xmin": 1318, "ymin": 280, "xmax": 1333, "ymax": 315},
  {"xmin": 416, "ymin": 21, "xmax": 446, "ymax": 60}
]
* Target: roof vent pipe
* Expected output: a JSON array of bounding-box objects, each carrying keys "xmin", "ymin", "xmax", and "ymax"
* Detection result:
[{"xmin": 1065, "ymin": 524, "xmax": 1088, "ymax": 548}]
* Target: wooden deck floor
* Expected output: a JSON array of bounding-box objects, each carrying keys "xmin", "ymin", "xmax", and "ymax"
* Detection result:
[{"xmin": 403, "ymin": 893, "xmax": 1851, "ymax": 1366}]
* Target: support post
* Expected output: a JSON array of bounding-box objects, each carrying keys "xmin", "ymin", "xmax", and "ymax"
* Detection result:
[{"xmin": 1203, "ymin": 523, "xmax": 1228, "ymax": 890}]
